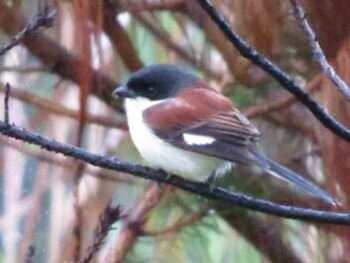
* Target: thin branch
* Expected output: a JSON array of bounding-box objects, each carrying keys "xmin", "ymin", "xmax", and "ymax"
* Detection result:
[
  {"xmin": 1, "ymin": 120, "xmax": 350, "ymax": 225},
  {"xmin": 197, "ymin": 0, "xmax": 350, "ymax": 143},
  {"xmin": 289, "ymin": 0, "xmax": 350, "ymax": 101},
  {"xmin": 0, "ymin": 7, "xmax": 55, "ymax": 56}
]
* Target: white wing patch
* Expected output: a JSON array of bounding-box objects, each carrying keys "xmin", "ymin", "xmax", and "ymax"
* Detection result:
[{"xmin": 183, "ymin": 133, "xmax": 215, "ymax": 145}]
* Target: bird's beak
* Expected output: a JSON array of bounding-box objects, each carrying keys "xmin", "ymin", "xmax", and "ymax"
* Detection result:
[{"xmin": 113, "ymin": 86, "xmax": 136, "ymax": 98}]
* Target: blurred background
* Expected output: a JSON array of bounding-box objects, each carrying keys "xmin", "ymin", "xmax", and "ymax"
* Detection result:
[{"xmin": 0, "ymin": 0, "xmax": 350, "ymax": 262}]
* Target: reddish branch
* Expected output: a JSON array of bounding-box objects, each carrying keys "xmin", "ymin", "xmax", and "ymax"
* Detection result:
[
  {"xmin": 103, "ymin": 1, "xmax": 144, "ymax": 72},
  {"xmin": 0, "ymin": 83, "xmax": 123, "ymax": 128}
]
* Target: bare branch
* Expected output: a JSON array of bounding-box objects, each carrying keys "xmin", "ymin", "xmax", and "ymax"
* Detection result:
[
  {"xmin": 290, "ymin": 0, "xmax": 350, "ymax": 101},
  {"xmin": 1, "ymin": 117, "xmax": 350, "ymax": 224},
  {"xmin": 197, "ymin": 0, "xmax": 350, "ymax": 143}
]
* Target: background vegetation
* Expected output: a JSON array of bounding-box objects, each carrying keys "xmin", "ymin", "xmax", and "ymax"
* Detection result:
[{"xmin": 0, "ymin": 0, "xmax": 349, "ymax": 262}]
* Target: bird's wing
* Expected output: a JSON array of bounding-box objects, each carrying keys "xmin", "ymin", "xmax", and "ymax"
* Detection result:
[
  {"xmin": 143, "ymin": 87, "xmax": 268, "ymax": 168},
  {"xmin": 144, "ymin": 87, "xmax": 336, "ymax": 204}
]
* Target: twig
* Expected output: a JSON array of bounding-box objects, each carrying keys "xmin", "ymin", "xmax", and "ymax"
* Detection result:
[
  {"xmin": 196, "ymin": 0, "xmax": 350, "ymax": 143},
  {"xmin": 0, "ymin": 7, "xmax": 55, "ymax": 56},
  {"xmin": 289, "ymin": 0, "xmax": 350, "ymax": 101},
  {"xmin": 2, "ymin": 120, "xmax": 350, "ymax": 224},
  {"xmin": 81, "ymin": 205, "xmax": 122, "ymax": 263}
]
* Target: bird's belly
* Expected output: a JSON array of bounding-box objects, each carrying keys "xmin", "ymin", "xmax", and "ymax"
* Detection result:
[
  {"xmin": 137, "ymin": 136, "xmax": 224, "ymax": 180},
  {"xmin": 125, "ymin": 98, "xmax": 230, "ymax": 180}
]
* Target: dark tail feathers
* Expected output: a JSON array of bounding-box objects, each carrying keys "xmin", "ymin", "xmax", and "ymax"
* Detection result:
[{"xmin": 261, "ymin": 156, "xmax": 337, "ymax": 206}]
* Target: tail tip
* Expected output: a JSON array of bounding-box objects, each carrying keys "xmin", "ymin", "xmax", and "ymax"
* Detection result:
[{"xmin": 323, "ymin": 195, "xmax": 341, "ymax": 207}]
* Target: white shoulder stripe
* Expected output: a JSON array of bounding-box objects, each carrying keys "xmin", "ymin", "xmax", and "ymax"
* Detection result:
[{"xmin": 183, "ymin": 133, "xmax": 215, "ymax": 145}]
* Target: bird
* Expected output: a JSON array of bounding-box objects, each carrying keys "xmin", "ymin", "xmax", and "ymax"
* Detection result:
[{"xmin": 113, "ymin": 64, "xmax": 336, "ymax": 205}]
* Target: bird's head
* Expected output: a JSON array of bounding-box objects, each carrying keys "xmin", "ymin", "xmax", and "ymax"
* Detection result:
[{"xmin": 113, "ymin": 64, "xmax": 199, "ymax": 101}]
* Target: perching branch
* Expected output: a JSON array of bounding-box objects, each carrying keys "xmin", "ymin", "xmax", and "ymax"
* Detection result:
[
  {"xmin": 289, "ymin": 0, "xmax": 350, "ymax": 101},
  {"xmin": 0, "ymin": 84, "xmax": 349, "ymax": 225},
  {"xmin": 2, "ymin": 119, "xmax": 350, "ymax": 225},
  {"xmin": 197, "ymin": 0, "xmax": 350, "ymax": 143}
]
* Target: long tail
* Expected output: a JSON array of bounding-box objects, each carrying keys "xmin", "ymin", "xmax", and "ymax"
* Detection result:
[{"xmin": 259, "ymin": 155, "xmax": 337, "ymax": 205}]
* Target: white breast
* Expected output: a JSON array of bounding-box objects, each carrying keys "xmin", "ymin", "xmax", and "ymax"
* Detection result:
[{"xmin": 124, "ymin": 98, "xmax": 230, "ymax": 181}]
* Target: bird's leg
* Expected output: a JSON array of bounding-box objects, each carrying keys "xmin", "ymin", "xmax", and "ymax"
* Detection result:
[{"xmin": 206, "ymin": 172, "xmax": 218, "ymax": 193}]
